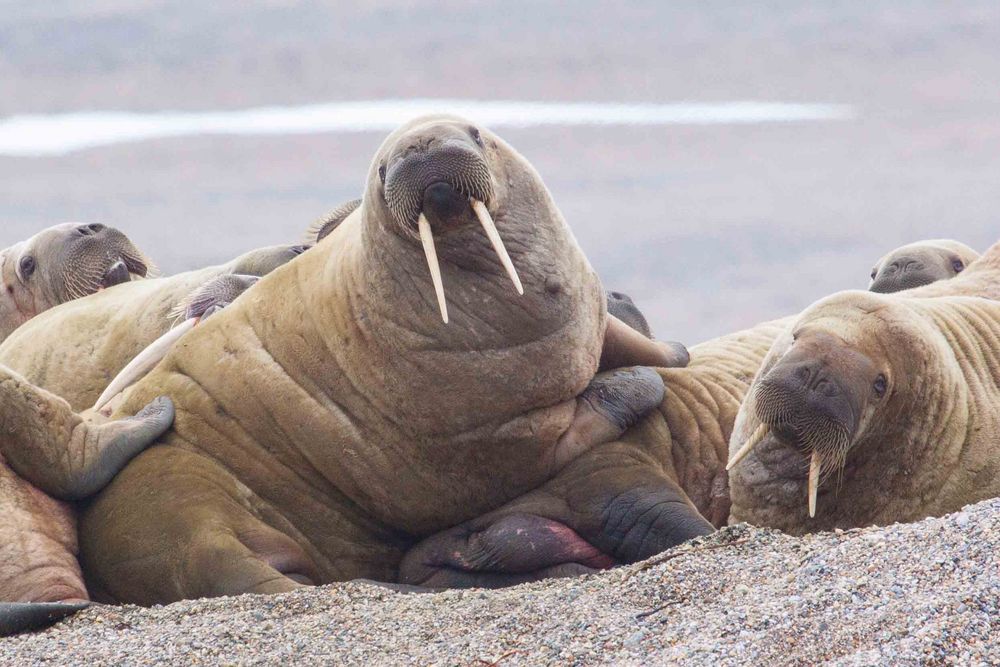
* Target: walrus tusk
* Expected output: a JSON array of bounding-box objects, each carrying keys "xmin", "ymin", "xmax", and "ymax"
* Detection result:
[
  {"xmin": 93, "ymin": 318, "xmax": 198, "ymax": 411},
  {"xmin": 471, "ymin": 199, "xmax": 524, "ymax": 295},
  {"xmin": 726, "ymin": 422, "xmax": 769, "ymax": 471},
  {"xmin": 808, "ymin": 450, "xmax": 821, "ymax": 518},
  {"xmin": 417, "ymin": 213, "xmax": 449, "ymax": 324}
]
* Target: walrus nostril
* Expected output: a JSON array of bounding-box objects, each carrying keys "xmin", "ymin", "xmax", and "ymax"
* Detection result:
[{"xmin": 77, "ymin": 223, "xmax": 105, "ymax": 236}]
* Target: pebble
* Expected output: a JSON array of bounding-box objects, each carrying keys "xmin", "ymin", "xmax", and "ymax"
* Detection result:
[{"xmin": 1, "ymin": 498, "xmax": 998, "ymax": 665}]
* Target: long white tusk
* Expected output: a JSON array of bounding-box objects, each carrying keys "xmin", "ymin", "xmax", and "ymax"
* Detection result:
[
  {"xmin": 93, "ymin": 318, "xmax": 198, "ymax": 411},
  {"xmin": 471, "ymin": 199, "xmax": 523, "ymax": 295},
  {"xmin": 807, "ymin": 450, "xmax": 821, "ymax": 518},
  {"xmin": 726, "ymin": 422, "xmax": 769, "ymax": 471},
  {"xmin": 417, "ymin": 213, "xmax": 448, "ymax": 324}
]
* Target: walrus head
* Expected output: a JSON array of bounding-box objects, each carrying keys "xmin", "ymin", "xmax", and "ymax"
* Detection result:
[
  {"xmin": 0, "ymin": 223, "xmax": 152, "ymax": 339},
  {"xmin": 869, "ymin": 239, "xmax": 979, "ymax": 293},
  {"xmin": 727, "ymin": 290, "xmax": 967, "ymax": 531},
  {"xmin": 367, "ymin": 116, "xmax": 543, "ymax": 324}
]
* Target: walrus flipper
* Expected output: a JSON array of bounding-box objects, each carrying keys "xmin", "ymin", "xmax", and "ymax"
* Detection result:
[
  {"xmin": 0, "ymin": 601, "xmax": 89, "ymax": 637},
  {"xmin": 0, "ymin": 365, "xmax": 174, "ymax": 500},
  {"xmin": 600, "ymin": 315, "xmax": 689, "ymax": 372},
  {"xmin": 552, "ymin": 366, "xmax": 665, "ymax": 470}
]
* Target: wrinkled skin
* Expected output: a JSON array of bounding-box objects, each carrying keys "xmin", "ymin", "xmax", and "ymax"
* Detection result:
[
  {"xmin": 0, "ymin": 222, "xmax": 152, "ymax": 342},
  {"xmin": 398, "ymin": 237, "xmax": 989, "ymax": 586},
  {"xmin": 730, "ymin": 244, "xmax": 1000, "ymax": 533},
  {"xmin": 869, "ymin": 239, "xmax": 979, "ymax": 293},
  {"xmin": 0, "ymin": 243, "xmax": 307, "ymax": 408},
  {"xmin": 75, "ymin": 116, "xmax": 694, "ymax": 605},
  {"xmin": 400, "ymin": 317, "xmax": 788, "ymax": 586},
  {"xmin": 0, "ymin": 243, "xmax": 303, "ymax": 635}
]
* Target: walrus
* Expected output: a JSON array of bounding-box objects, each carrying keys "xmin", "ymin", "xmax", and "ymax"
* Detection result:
[
  {"xmin": 0, "ymin": 243, "xmax": 307, "ymax": 635},
  {"xmin": 0, "ymin": 222, "xmax": 152, "ymax": 342},
  {"xmin": 50, "ymin": 116, "xmax": 699, "ymax": 605},
  {"xmin": 727, "ymin": 240, "xmax": 1000, "ymax": 533},
  {"xmin": 869, "ymin": 239, "xmax": 979, "ymax": 293}
]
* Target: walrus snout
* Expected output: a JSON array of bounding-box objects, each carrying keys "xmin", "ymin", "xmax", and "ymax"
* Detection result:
[
  {"xmin": 383, "ymin": 132, "xmax": 494, "ymax": 229},
  {"xmin": 870, "ymin": 257, "xmax": 936, "ymax": 293},
  {"xmin": 381, "ymin": 121, "xmax": 522, "ymax": 323}
]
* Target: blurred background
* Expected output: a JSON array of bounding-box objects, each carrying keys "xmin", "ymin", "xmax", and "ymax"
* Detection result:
[{"xmin": 1, "ymin": 1, "xmax": 998, "ymax": 343}]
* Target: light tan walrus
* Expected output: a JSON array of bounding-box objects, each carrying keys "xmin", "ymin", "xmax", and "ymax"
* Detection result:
[
  {"xmin": 0, "ymin": 241, "xmax": 307, "ymax": 635},
  {"xmin": 37, "ymin": 115, "xmax": 704, "ymax": 605},
  {"xmin": 728, "ymin": 240, "xmax": 1000, "ymax": 533}
]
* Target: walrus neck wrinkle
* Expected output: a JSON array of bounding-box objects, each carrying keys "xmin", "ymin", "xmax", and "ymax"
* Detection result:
[{"xmin": 912, "ymin": 299, "xmax": 1000, "ymax": 506}]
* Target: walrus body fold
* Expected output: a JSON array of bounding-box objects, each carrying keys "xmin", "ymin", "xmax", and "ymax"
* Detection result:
[{"xmin": 75, "ymin": 117, "xmax": 697, "ymax": 604}]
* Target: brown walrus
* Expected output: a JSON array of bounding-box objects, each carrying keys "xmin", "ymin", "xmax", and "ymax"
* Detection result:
[
  {"xmin": 0, "ymin": 222, "xmax": 152, "ymax": 342},
  {"xmin": 728, "ymin": 240, "xmax": 1000, "ymax": 533},
  {"xmin": 0, "ymin": 243, "xmax": 307, "ymax": 635},
  {"xmin": 62, "ymin": 116, "xmax": 695, "ymax": 605}
]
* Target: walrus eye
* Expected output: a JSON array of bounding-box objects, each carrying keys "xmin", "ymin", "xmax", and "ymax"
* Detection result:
[
  {"xmin": 873, "ymin": 374, "xmax": 887, "ymax": 398},
  {"xmin": 469, "ymin": 126, "xmax": 484, "ymax": 148},
  {"xmin": 378, "ymin": 164, "xmax": 386, "ymax": 184},
  {"xmin": 952, "ymin": 258, "xmax": 965, "ymax": 273},
  {"xmin": 18, "ymin": 255, "xmax": 36, "ymax": 280}
]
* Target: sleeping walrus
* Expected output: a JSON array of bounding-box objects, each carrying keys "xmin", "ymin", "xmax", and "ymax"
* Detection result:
[
  {"xmin": 59, "ymin": 115, "xmax": 697, "ymax": 604},
  {"xmin": 868, "ymin": 239, "xmax": 979, "ymax": 293},
  {"xmin": 0, "ymin": 222, "xmax": 152, "ymax": 342}
]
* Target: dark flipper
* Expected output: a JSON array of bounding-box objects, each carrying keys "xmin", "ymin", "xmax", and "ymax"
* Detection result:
[
  {"xmin": 552, "ymin": 366, "xmax": 665, "ymax": 471},
  {"xmin": 606, "ymin": 291, "xmax": 652, "ymax": 338},
  {"xmin": 0, "ymin": 365, "xmax": 175, "ymax": 501},
  {"xmin": 0, "ymin": 601, "xmax": 89, "ymax": 637}
]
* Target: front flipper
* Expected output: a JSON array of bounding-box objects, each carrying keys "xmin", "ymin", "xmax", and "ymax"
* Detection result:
[
  {"xmin": 551, "ymin": 366, "xmax": 665, "ymax": 471},
  {"xmin": 0, "ymin": 601, "xmax": 89, "ymax": 637},
  {"xmin": 400, "ymin": 442, "xmax": 713, "ymax": 588},
  {"xmin": 0, "ymin": 366, "xmax": 174, "ymax": 500},
  {"xmin": 599, "ymin": 315, "xmax": 689, "ymax": 372}
]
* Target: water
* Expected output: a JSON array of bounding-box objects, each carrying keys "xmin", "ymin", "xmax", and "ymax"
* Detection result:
[{"xmin": 0, "ymin": 99, "xmax": 855, "ymax": 157}]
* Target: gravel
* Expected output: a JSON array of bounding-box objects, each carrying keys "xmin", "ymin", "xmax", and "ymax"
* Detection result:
[{"xmin": 2, "ymin": 499, "xmax": 998, "ymax": 666}]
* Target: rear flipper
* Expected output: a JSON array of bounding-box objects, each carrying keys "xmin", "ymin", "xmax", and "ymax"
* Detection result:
[
  {"xmin": 0, "ymin": 365, "xmax": 174, "ymax": 500},
  {"xmin": 0, "ymin": 601, "xmax": 89, "ymax": 637},
  {"xmin": 400, "ymin": 442, "xmax": 713, "ymax": 588}
]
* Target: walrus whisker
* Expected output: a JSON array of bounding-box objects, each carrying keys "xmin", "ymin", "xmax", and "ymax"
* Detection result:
[
  {"xmin": 808, "ymin": 450, "xmax": 821, "ymax": 518},
  {"xmin": 417, "ymin": 213, "xmax": 449, "ymax": 324},
  {"xmin": 471, "ymin": 199, "xmax": 524, "ymax": 296},
  {"xmin": 726, "ymin": 422, "xmax": 769, "ymax": 470},
  {"xmin": 93, "ymin": 318, "xmax": 199, "ymax": 411}
]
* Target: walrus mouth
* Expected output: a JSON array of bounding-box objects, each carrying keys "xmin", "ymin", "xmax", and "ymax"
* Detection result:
[
  {"xmin": 99, "ymin": 260, "xmax": 132, "ymax": 289},
  {"xmin": 383, "ymin": 134, "xmax": 523, "ymax": 323},
  {"xmin": 416, "ymin": 199, "xmax": 523, "ymax": 323},
  {"xmin": 728, "ymin": 379, "xmax": 854, "ymax": 518}
]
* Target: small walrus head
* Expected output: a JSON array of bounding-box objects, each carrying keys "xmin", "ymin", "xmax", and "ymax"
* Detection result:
[
  {"xmin": 869, "ymin": 239, "xmax": 979, "ymax": 293},
  {"xmin": 0, "ymin": 222, "xmax": 152, "ymax": 339},
  {"xmin": 727, "ymin": 290, "xmax": 962, "ymax": 529}
]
